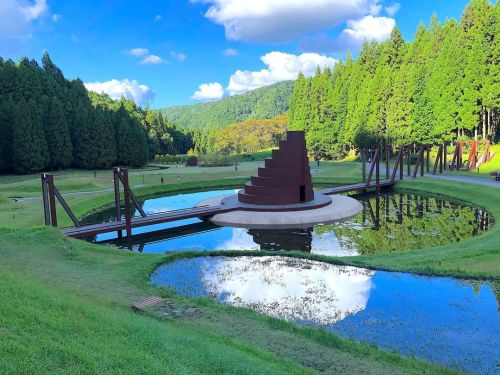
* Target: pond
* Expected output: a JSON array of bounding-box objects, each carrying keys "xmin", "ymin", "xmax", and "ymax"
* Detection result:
[
  {"xmin": 83, "ymin": 189, "xmax": 492, "ymax": 255},
  {"xmin": 151, "ymin": 255, "xmax": 500, "ymax": 374}
]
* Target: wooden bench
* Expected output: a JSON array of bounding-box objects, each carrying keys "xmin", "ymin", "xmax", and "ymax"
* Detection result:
[
  {"xmin": 132, "ymin": 296, "xmax": 165, "ymax": 312},
  {"xmin": 491, "ymin": 172, "xmax": 500, "ymax": 182}
]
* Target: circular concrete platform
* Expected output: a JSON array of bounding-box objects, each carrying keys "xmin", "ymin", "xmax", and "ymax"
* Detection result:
[{"xmin": 196, "ymin": 193, "xmax": 363, "ymax": 229}]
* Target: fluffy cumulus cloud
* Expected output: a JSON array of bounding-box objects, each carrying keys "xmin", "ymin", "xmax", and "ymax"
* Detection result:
[
  {"xmin": 191, "ymin": 82, "xmax": 224, "ymax": 101},
  {"xmin": 226, "ymin": 52, "xmax": 337, "ymax": 96},
  {"xmin": 0, "ymin": 0, "xmax": 48, "ymax": 53},
  {"xmin": 300, "ymin": 15, "xmax": 395, "ymax": 52},
  {"xmin": 84, "ymin": 79, "xmax": 155, "ymax": 107},
  {"xmin": 194, "ymin": 0, "xmax": 382, "ymax": 43},
  {"xmin": 126, "ymin": 48, "xmax": 165, "ymax": 64}
]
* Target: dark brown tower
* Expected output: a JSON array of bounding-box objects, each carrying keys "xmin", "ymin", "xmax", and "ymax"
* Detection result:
[{"xmin": 238, "ymin": 131, "xmax": 314, "ymax": 205}]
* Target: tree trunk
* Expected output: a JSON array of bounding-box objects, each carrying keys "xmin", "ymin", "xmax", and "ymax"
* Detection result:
[{"xmin": 474, "ymin": 126, "xmax": 478, "ymax": 141}]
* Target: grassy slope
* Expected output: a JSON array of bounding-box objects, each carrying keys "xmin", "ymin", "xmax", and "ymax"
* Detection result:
[{"xmin": 0, "ymin": 228, "xmax": 453, "ymax": 374}]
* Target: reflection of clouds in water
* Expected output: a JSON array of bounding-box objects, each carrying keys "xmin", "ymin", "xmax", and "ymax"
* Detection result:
[
  {"xmin": 216, "ymin": 228, "xmax": 260, "ymax": 250},
  {"xmin": 200, "ymin": 256, "xmax": 373, "ymax": 324},
  {"xmin": 311, "ymin": 229, "xmax": 359, "ymax": 257}
]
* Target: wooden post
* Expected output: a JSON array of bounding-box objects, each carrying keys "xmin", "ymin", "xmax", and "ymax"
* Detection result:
[
  {"xmin": 114, "ymin": 167, "xmax": 122, "ymax": 238},
  {"xmin": 443, "ymin": 143, "xmax": 447, "ymax": 170},
  {"xmin": 426, "ymin": 146, "xmax": 430, "ymax": 173},
  {"xmin": 361, "ymin": 149, "xmax": 366, "ymax": 183},
  {"xmin": 122, "ymin": 168, "xmax": 132, "ymax": 238},
  {"xmin": 41, "ymin": 174, "xmax": 50, "ymax": 226},
  {"xmin": 400, "ymin": 147, "xmax": 404, "ymax": 180},
  {"xmin": 421, "ymin": 146, "xmax": 424, "ymax": 177},
  {"xmin": 440, "ymin": 145, "xmax": 443, "ymax": 173},
  {"xmin": 385, "ymin": 146, "xmax": 390, "ymax": 180},
  {"xmin": 407, "ymin": 146, "xmax": 411, "ymax": 176},
  {"xmin": 376, "ymin": 148, "xmax": 380, "ymax": 189},
  {"xmin": 46, "ymin": 174, "xmax": 57, "ymax": 227}
]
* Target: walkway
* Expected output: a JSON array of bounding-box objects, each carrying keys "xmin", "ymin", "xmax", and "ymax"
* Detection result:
[{"xmin": 422, "ymin": 174, "xmax": 500, "ymax": 188}]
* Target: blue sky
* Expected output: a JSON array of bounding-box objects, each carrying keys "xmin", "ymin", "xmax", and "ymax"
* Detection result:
[{"xmin": 1, "ymin": 0, "xmax": 471, "ymax": 108}]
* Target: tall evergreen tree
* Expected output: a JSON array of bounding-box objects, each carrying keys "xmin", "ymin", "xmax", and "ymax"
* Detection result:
[
  {"xmin": 0, "ymin": 96, "xmax": 15, "ymax": 171},
  {"xmin": 12, "ymin": 98, "xmax": 49, "ymax": 173},
  {"xmin": 45, "ymin": 97, "xmax": 73, "ymax": 169}
]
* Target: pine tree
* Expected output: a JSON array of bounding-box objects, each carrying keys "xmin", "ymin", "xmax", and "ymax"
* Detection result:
[
  {"xmin": 45, "ymin": 97, "xmax": 73, "ymax": 169},
  {"xmin": 0, "ymin": 96, "xmax": 15, "ymax": 171},
  {"xmin": 12, "ymin": 98, "xmax": 49, "ymax": 173}
]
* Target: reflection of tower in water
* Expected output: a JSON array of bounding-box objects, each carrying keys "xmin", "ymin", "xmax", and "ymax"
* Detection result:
[{"xmin": 248, "ymin": 228, "xmax": 313, "ymax": 252}]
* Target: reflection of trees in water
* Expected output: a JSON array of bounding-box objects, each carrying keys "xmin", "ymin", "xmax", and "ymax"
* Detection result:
[
  {"xmin": 314, "ymin": 192, "xmax": 492, "ymax": 255},
  {"xmin": 248, "ymin": 228, "xmax": 313, "ymax": 252},
  {"xmin": 458, "ymin": 280, "xmax": 500, "ymax": 312}
]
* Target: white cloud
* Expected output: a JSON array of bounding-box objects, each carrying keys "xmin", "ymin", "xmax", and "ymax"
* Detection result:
[
  {"xmin": 154, "ymin": 14, "xmax": 162, "ymax": 21},
  {"xmin": 223, "ymin": 48, "xmax": 238, "ymax": 56},
  {"xmin": 385, "ymin": 3, "xmax": 400, "ymax": 16},
  {"xmin": 0, "ymin": 0, "xmax": 48, "ymax": 53},
  {"xmin": 127, "ymin": 48, "xmax": 165, "ymax": 64},
  {"xmin": 20, "ymin": 0, "xmax": 47, "ymax": 21},
  {"xmin": 226, "ymin": 51, "xmax": 337, "ymax": 96},
  {"xmin": 140, "ymin": 54, "xmax": 164, "ymax": 64},
  {"xmin": 128, "ymin": 48, "xmax": 149, "ymax": 57},
  {"xmin": 51, "ymin": 13, "xmax": 61, "ymax": 22},
  {"xmin": 84, "ymin": 79, "xmax": 155, "ymax": 107},
  {"xmin": 300, "ymin": 15, "xmax": 395, "ymax": 52},
  {"xmin": 191, "ymin": 82, "xmax": 224, "ymax": 101},
  {"xmin": 170, "ymin": 51, "xmax": 187, "ymax": 62},
  {"xmin": 343, "ymin": 15, "xmax": 395, "ymax": 42},
  {"xmin": 194, "ymin": 0, "xmax": 382, "ymax": 43}
]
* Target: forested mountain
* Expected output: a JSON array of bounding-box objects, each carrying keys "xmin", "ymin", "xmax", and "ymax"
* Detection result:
[
  {"xmin": 159, "ymin": 80, "xmax": 293, "ymax": 152},
  {"xmin": 0, "ymin": 53, "xmax": 192, "ymax": 174},
  {"xmin": 289, "ymin": 0, "xmax": 499, "ymax": 159}
]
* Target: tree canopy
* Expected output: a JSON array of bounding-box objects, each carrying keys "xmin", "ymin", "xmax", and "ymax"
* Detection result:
[{"xmin": 289, "ymin": 0, "xmax": 499, "ymax": 159}]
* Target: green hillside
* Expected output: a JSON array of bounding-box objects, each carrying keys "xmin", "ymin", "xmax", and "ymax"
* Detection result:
[{"xmin": 160, "ymin": 80, "xmax": 293, "ymax": 130}]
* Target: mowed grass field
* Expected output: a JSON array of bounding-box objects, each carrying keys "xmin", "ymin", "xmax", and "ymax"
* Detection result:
[{"xmin": 0, "ymin": 160, "xmax": 498, "ymax": 374}]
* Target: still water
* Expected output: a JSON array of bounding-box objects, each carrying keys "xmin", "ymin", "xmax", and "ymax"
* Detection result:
[
  {"xmin": 84, "ymin": 189, "xmax": 492, "ymax": 255},
  {"xmin": 151, "ymin": 256, "xmax": 500, "ymax": 374}
]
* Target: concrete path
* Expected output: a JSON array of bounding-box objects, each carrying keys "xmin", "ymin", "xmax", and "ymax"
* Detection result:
[{"xmin": 422, "ymin": 174, "xmax": 500, "ymax": 188}]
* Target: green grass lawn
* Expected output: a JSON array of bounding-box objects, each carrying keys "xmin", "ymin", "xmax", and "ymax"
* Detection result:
[
  {"xmin": 1, "ymin": 160, "xmax": 498, "ymax": 373},
  {"xmin": 0, "ymin": 227, "xmax": 456, "ymax": 374}
]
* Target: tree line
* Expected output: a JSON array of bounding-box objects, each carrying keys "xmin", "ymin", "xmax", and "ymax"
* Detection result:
[
  {"xmin": 289, "ymin": 0, "xmax": 499, "ymax": 159},
  {"xmin": 0, "ymin": 53, "xmax": 192, "ymax": 174}
]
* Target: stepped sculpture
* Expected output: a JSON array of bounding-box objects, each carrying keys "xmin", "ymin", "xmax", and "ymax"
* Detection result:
[{"xmin": 238, "ymin": 131, "xmax": 314, "ymax": 205}]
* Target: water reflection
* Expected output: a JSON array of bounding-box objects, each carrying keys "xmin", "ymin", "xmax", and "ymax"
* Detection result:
[
  {"xmin": 85, "ymin": 190, "xmax": 493, "ymax": 255},
  {"xmin": 151, "ymin": 256, "xmax": 373, "ymax": 324},
  {"xmin": 151, "ymin": 256, "xmax": 500, "ymax": 374}
]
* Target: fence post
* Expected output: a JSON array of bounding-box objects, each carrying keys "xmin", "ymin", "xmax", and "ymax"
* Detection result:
[
  {"xmin": 407, "ymin": 146, "xmax": 411, "ymax": 176},
  {"xmin": 122, "ymin": 168, "xmax": 132, "ymax": 238},
  {"xmin": 114, "ymin": 168, "xmax": 122, "ymax": 238},
  {"xmin": 400, "ymin": 147, "xmax": 404, "ymax": 180},
  {"xmin": 376, "ymin": 148, "xmax": 380, "ymax": 189},
  {"xmin": 46, "ymin": 174, "xmax": 57, "ymax": 227},
  {"xmin": 41, "ymin": 174, "xmax": 50, "ymax": 226},
  {"xmin": 421, "ymin": 146, "xmax": 425, "ymax": 177},
  {"xmin": 385, "ymin": 146, "xmax": 390, "ymax": 180},
  {"xmin": 426, "ymin": 146, "xmax": 430, "ymax": 173},
  {"xmin": 361, "ymin": 149, "xmax": 366, "ymax": 183}
]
